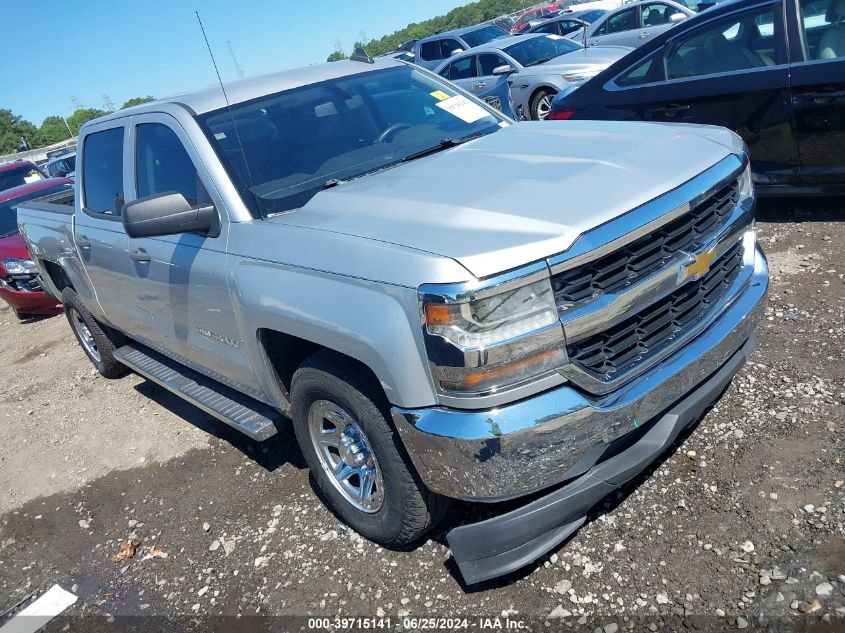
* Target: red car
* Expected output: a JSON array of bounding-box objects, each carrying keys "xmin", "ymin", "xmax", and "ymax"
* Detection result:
[
  {"xmin": 0, "ymin": 178, "xmax": 72, "ymax": 318},
  {"xmin": 0, "ymin": 161, "xmax": 47, "ymax": 193},
  {"xmin": 511, "ymin": 2, "xmax": 563, "ymax": 33}
]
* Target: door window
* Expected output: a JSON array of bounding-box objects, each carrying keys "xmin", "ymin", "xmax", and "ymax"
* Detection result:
[
  {"xmin": 420, "ymin": 40, "xmax": 440, "ymax": 61},
  {"xmin": 440, "ymin": 38, "xmax": 463, "ymax": 57},
  {"xmin": 665, "ymin": 7, "xmax": 776, "ymax": 79},
  {"xmin": 534, "ymin": 21, "xmax": 561, "ymax": 34},
  {"xmin": 641, "ymin": 3, "xmax": 678, "ymax": 26},
  {"xmin": 82, "ymin": 127, "xmax": 124, "ymax": 215},
  {"xmin": 135, "ymin": 123, "xmax": 204, "ymax": 206},
  {"xmin": 800, "ymin": 0, "xmax": 845, "ymax": 59},
  {"xmin": 438, "ymin": 62, "xmax": 451, "ymax": 78},
  {"xmin": 478, "ymin": 53, "xmax": 507, "ymax": 76},
  {"xmin": 598, "ymin": 7, "xmax": 640, "ymax": 34},
  {"xmin": 449, "ymin": 55, "xmax": 476, "ymax": 80}
]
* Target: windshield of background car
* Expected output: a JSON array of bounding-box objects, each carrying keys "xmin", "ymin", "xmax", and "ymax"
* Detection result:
[
  {"xmin": 504, "ymin": 34, "xmax": 582, "ymax": 66},
  {"xmin": 0, "ymin": 165, "xmax": 45, "ymax": 192},
  {"xmin": 197, "ymin": 65, "xmax": 502, "ymax": 216},
  {"xmin": 461, "ymin": 25, "xmax": 508, "ymax": 47},
  {"xmin": 0, "ymin": 183, "xmax": 72, "ymax": 237}
]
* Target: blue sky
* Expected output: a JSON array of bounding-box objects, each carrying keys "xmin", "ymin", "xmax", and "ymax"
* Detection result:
[{"xmin": 1, "ymin": 0, "xmax": 469, "ymax": 124}]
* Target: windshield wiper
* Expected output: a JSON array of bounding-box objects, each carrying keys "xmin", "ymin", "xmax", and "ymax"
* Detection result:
[
  {"xmin": 528, "ymin": 56, "xmax": 557, "ymax": 66},
  {"xmin": 401, "ymin": 132, "xmax": 488, "ymax": 163}
]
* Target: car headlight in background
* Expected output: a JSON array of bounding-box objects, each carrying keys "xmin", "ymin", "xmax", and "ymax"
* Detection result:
[
  {"xmin": 2, "ymin": 258, "xmax": 38, "ymax": 276},
  {"xmin": 738, "ymin": 162, "xmax": 753, "ymax": 199},
  {"xmin": 420, "ymin": 265, "xmax": 568, "ymax": 397}
]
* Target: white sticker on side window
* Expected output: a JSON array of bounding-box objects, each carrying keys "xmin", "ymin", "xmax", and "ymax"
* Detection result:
[{"xmin": 434, "ymin": 95, "xmax": 489, "ymax": 123}]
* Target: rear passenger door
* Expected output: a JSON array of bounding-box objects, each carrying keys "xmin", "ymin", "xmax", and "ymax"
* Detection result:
[
  {"xmin": 446, "ymin": 54, "xmax": 479, "ymax": 93},
  {"xmin": 612, "ymin": 3, "xmax": 798, "ymax": 184},
  {"xmin": 125, "ymin": 113, "xmax": 262, "ymax": 394},
  {"xmin": 789, "ymin": 0, "xmax": 845, "ymax": 185},
  {"xmin": 589, "ymin": 6, "xmax": 642, "ymax": 46},
  {"xmin": 74, "ymin": 121, "xmax": 136, "ymax": 328}
]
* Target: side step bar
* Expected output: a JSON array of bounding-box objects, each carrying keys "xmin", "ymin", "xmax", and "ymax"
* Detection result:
[{"xmin": 113, "ymin": 344, "xmax": 279, "ymax": 441}]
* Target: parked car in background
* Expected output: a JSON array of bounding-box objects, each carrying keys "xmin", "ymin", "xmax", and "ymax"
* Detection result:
[
  {"xmin": 549, "ymin": 0, "xmax": 845, "ymax": 194},
  {"xmin": 529, "ymin": 9, "xmax": 609, "ymax": 38},
  {"xmin": 413, "ymin": 24, "xmax": 508, "ymax": 69},
  {"xmin": 18, "ymin": 57, "xmax": 767, "ymax": 585},
  {"xmin": 511, "ymin": 2, "xmax": 564, "ymax": 33},
  {"xmin": 0, "ymin": 161, "xmax": 47, "ymax": 193},
  {"xmin": 44, "ymin": 152, "xmax": 76, "ymax": 179},
  {"xmin": 434, "ymin": 53, "xmax": 519, "ymax": 118},
  {"xmin": 0, "ymin": 178, "xmax": 71, "ymax": 318},
  {"xmin": 439, "ymin": 33, "xmax": 629, "ymax": 119},
  {"xmin": 572, "ymin": 0, "xmax": 693, "ymax": 47}
]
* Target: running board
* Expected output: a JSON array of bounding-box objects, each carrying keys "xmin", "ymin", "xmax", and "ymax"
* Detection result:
[{"xmin": 113, "ymin": 344, "xmax": 279, "ymax": 441}]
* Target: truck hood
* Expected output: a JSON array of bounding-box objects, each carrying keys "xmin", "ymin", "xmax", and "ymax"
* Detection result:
[
  {"xmin": 272, "ymin": 121, "xmax": 739, "ymax": 280},
  {"xmin": 517, "ymin": 45, "xmax": 631, "ymax": 75}
]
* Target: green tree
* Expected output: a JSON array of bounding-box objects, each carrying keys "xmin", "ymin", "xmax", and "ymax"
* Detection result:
[
  {"xmin": 65, "ymin": 108, "xmax": 108, "ymax": 135},
  {"xmin": 0, "ymin": 109, "xmax": 38, "ymax": 154},
  {"xmin": 121, "ymin": 96, "xmax": 156, "ymax": 109},
  {"xmin": 36, "ymin": 116, "xmax": 73, "ymax": 146},
  {"xmin": 335, "ymin": 0, "xmax": 527, "ymax": 58}
]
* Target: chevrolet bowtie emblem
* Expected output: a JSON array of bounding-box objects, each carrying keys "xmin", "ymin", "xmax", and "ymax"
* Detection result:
[{"xmin": 680, "ymin": 248, "xmax": 716, "ymax": 282}]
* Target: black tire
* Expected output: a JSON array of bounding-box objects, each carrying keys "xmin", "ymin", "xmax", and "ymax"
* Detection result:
[
  {"xmin": 61, "ymin": 288, "xmax": 127, "ymax": 378},
  {"xmin": 290, "ymin": 350, "xmax": 450, "ymax": 547},
  {"xmin": 530, "ymin": 88, "xmax": 557, "ymax": 121}
]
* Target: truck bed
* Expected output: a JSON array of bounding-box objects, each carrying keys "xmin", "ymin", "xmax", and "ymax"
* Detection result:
[{"xmin": 18, "ymin": 189, "xmax": 75, "ymax": 216}]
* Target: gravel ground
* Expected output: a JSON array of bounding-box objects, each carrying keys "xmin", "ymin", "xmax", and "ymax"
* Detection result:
[{"xmin": 0, "ymin": 198, "xmax": 842, "ymax": 632}]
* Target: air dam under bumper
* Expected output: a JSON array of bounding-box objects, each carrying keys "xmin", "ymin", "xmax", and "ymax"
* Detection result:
[{"xmin": 392, "ymin": 246, "xmax": 768, "ymax": 584}]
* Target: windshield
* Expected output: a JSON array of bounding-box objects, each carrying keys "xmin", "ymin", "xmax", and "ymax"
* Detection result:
[
  {"xmin": 504, "ymin": 34, "xmax": 582, "ymax": 66},
  {"xmin": 0, "ymin": 165, "xmax": 44, "ymax": 193},
  {"xmin": 0, "ymin": 183, "xmax": 72, "ymax": 237},
  {"xmin": 198, "ymin": 65, "xmax": 502, "ymax": 216},
  {"xmin": 461, "ymin": 25, "xmax": 508, "ymax": 47}
]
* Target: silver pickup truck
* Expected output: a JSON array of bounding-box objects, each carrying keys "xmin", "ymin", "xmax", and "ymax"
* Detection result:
[{"xmin": 17, "ymin": 57, "xmax": 768, "ymax": 585}]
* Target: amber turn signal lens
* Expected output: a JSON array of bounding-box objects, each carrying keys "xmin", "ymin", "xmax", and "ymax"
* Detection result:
[{"xmin": 425, "ymin": 303, "xmax": 453, "ymax": 326}]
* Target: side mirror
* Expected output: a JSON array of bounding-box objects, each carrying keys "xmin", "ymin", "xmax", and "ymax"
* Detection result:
[
  {"xmin": 670, "ymin": 12, "xmax": 687, "ymax": 20},
  {"xmin": 122, "ymin": 192, "xmax": 219, "ymax": 239},
  {"xmin": 51, "ymin": 169, "xmax": 67, "ymax": 178},
  {"xmin": 449, "ymin": 48, "xmax": 464, "ymax": 56},
  {"xmin": 493, "ymin": 64, "xmax": 515, "ymax": 75}
]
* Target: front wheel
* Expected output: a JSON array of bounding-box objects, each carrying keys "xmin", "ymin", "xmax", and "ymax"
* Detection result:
[
  {"xmin": 530, "ymin": 89, "xmax": 557, "ymax": 121},
  {"xmin": 290, "ymin": 350, "xmax": 450, "ymax": 547}
]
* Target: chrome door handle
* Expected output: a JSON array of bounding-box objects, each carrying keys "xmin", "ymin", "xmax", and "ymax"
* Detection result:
[
  {"xmin": 76, "ymin": 235, "xmax": 91, "ymax": 249},
  {"xmin": 639, "ymin": 31, "xmax": 650, "ymax": 38}
]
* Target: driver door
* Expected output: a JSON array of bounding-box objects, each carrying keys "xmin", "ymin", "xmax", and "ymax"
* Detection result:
[{"xmin": 589, "ymin": 6, "xmax": 642, "ymax": 47}]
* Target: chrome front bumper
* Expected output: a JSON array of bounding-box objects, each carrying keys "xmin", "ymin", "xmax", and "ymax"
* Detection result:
[{"xmin": 392, "ymin": 245, "xmax": 769, "ymax": 501}]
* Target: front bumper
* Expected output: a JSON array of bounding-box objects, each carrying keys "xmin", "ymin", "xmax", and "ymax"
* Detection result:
[
  {"xmin": 0, "ymin": 281, "xmax": 62, "ymax": 315},
  {"xmin": 393, "ymin": 245, "xmax": 768, "ymax": 502},
  {"xmin": 392, "ymin": 245, "xmax": 767, "ymax": 583}
]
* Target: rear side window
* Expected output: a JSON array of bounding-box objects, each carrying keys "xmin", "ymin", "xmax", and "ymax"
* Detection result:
[
  {"xmin": 420, "ymin": 40, "xmax": 440, "ymax": 61},
  {"xmin": 665, "ymin": 7, "xmax": 776, "ymax": 79},
  {"xmin": 616, "ymin": 53, "xmax": 659, "ymax": 86},
  {"xmin": 600, "ymin": 7, "xmax": 640, "ymax": 34},
  {"xmin": 449, "ymin": 55, "xmax": 476, "ymax": 80},
  {"xmin": 135, "ymin": 123, "xmax": 201, "ymax": 205},
  {"xmin": 82, "ymin": 128, "xmax": 124, "ymax": 215}
]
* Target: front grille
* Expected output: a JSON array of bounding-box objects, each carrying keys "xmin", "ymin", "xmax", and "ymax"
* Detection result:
[
  {"xmin": 552, "ymin": 178, "xmax": 740, "ymax": 306},
  {"xmin": 566, "ymin": 242, "xmax": 744, "ymax": 381}
]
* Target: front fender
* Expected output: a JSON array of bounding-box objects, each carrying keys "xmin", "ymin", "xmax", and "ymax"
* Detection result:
[{"xmin": 230, "ymin": 259, "xmax": 438, "ymax": 409}]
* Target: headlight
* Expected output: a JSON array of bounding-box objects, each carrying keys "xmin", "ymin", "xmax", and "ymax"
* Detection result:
[
  {"xmin": 420, "ymin": 265, "xmax": 568, "ymax": 397},
  {"xmin": 738, "ymin": 162, "xmax": 753, "ymax": 198},
  {"xmin": 3, "ymin": 258, "xmax": 38, "ymax": 276}
]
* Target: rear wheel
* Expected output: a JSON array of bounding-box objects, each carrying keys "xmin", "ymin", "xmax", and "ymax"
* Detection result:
[
  {"xmin": 62, "ymin": 288, "xmax": 127, "ymax": 378},
  {"xmin": 290, "ymin": 350, "xmax": 450, "ymax": 547},
  {"xmin": 530, "ymin": 88, "xmax": 557, "ymax": 120}
]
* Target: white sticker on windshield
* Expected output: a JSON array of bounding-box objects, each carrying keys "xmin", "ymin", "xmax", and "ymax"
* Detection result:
[
  {"xmin": 546, "ymin": 34, "xmax": 564, "ymax": 39},
  {"xmin": 434, "ymin": 96, "xmax": 488, "ymax": 124},
  {"xmin": 23, "ymin": 174, "xmax": 40, "ymax": 184},
  {"xmin": 214, "ymin": 132, "xmax": 227, "ymax": 140}
]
